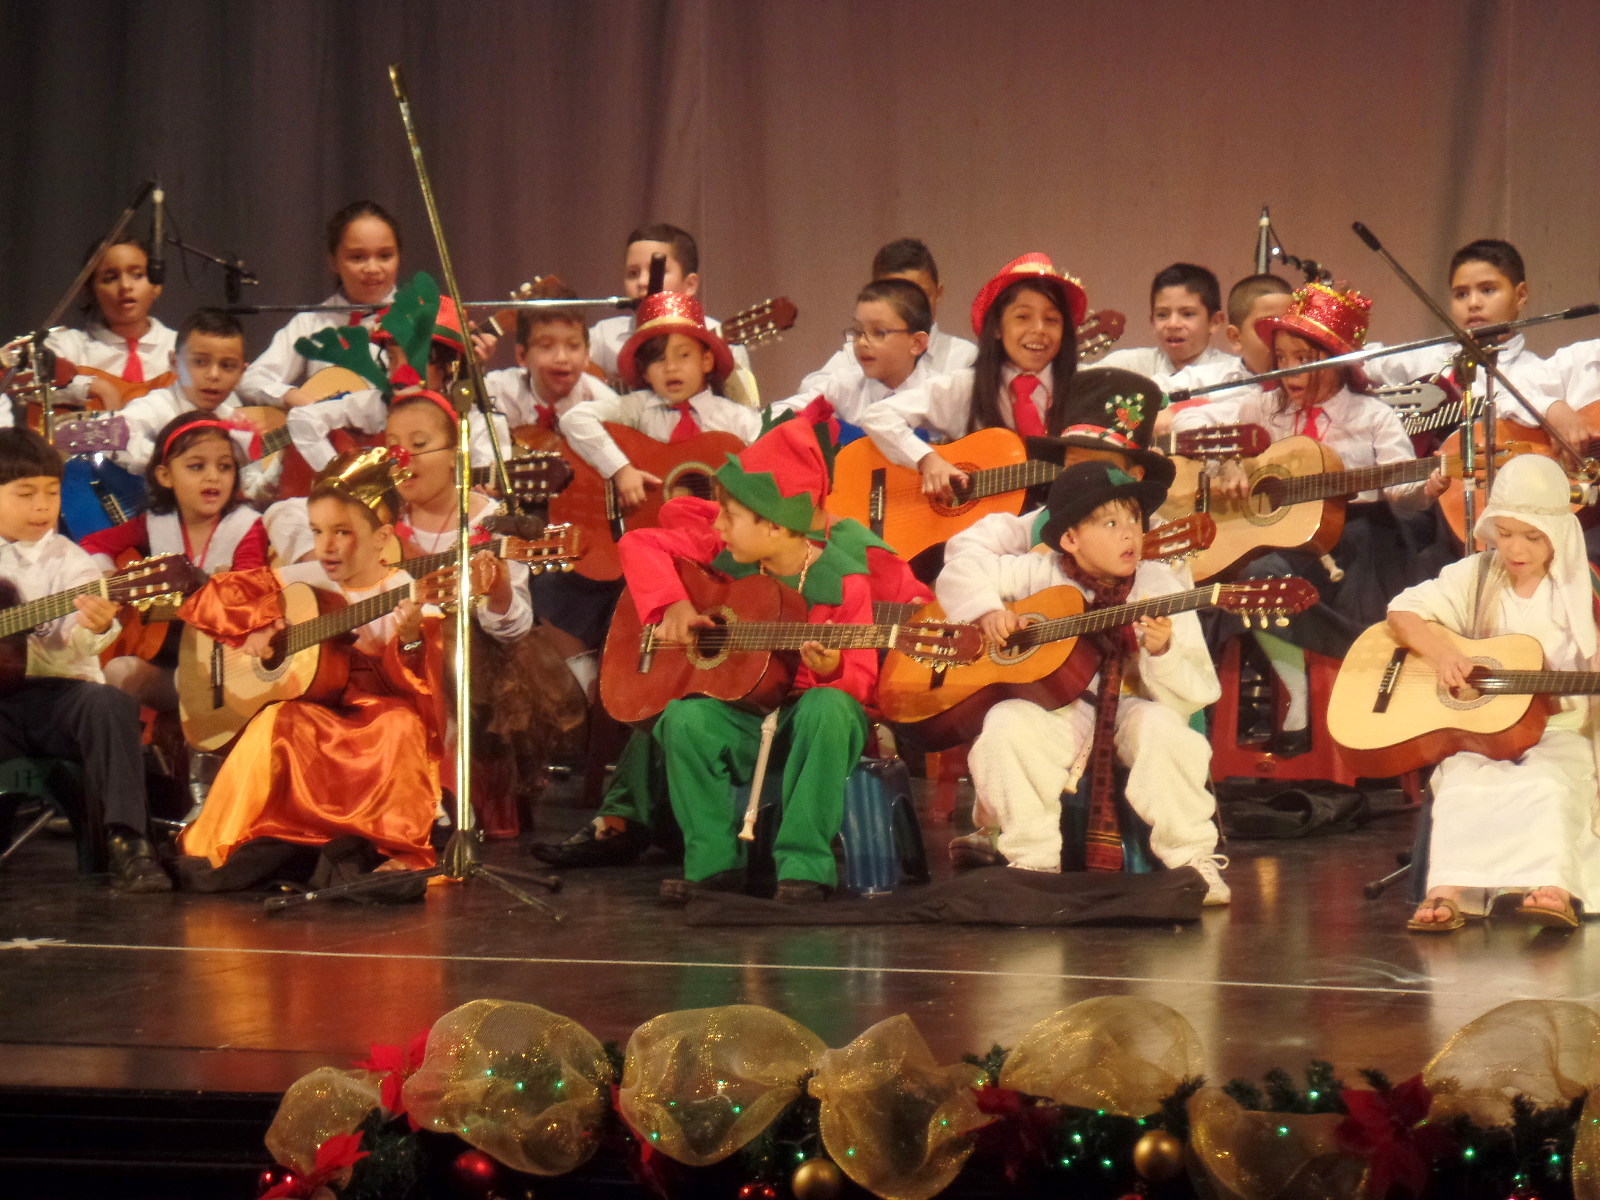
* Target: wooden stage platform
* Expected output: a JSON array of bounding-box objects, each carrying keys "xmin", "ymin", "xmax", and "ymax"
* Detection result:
[{"xmin": 1, "ymin": 776, "xmax": 1595, "ymax": 1195}]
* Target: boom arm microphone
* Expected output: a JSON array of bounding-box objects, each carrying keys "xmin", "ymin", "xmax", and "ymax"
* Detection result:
[
  {"xmin": 148, "ymin": 182, "xmax": 166, "ymax": 287},
  {"xmin": 646, "ymin": 252, "xmax": 667, "ymax": 296},
  {"xmin": 1255, "ymin": 205, "xmax": 1271, "ymax": 274}
]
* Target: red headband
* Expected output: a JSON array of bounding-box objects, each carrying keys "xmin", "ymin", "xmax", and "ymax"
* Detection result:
[{"xmin": 162, "ymin": 417, "xmax": 258, "ymax": 461}]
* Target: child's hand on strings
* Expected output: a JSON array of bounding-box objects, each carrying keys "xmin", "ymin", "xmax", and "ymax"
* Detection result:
[
  {"xmin": 800, "ymin": 627, "xmax": 841, "ymax": 676},
  {"xmin": 1211, "ymin": 458, "xmax": 1252, "ymax": 502},
  {"xmin": 1428, "ymin": 647, "xmax": 1478, "ymax": 693},
  {"xmin": 917, "ymin": 452, "xmax": 968, "ymax": 504},
  {"xmin": 393, "ymin": 599, "xmax": 424, "ymax": 648},
  {"xmin": 241, "ymin": 618, "xmax": 287, "ymax": 660},
  {"xmin": 73, "ymin": 593, "xmax": 119, "ymax": 635},
  {"xmin": 978, "ymin": 608, "xmax": 1024, "ymax": 647},
  {"xmin": 1137, "ymin": 615, "xmax": 1172, "ymax": 656},
  {"xmin": 1423, "ymin": 467, "xmax": 1451, "ymax": 500},
  {"xmin": 612, "ymin": 463, "xmax": 662, "ymax": 511},
  {"xmin": 656, "ymin": 599, "xmax": 713, "ymax": 646},
  {"xmin": 470, "ymin": 550, "xmax": 512, "ymax": 614}
]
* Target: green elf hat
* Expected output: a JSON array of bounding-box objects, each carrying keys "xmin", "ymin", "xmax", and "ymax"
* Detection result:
[
  {"xmin": 375, "ymin": 271, "xmax": 466, "ymax": 382},
  {"xmin": 758, "ymin": 396, "xmax": 841, "ymax": 483},
  {"xmin": 713, "ymin": 418, "xmax": 832, "ymax": 533}
]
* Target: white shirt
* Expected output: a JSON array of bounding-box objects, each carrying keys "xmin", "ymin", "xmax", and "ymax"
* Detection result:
[
  {"xmin": 557, "ymin": 387, "xmax": 762, "ymax": 478},
  {"xmin": 0, "ymin": 529, "xmax": 119, "ymax": 681},
  {"xmin": 483, "ymin": 367, "xmax": 619, "ymax": 430},
  {"xmin": 770, "ymin": 355, "xmax": 937, "ymax": 426},
  {"xmin": 397, "ymin": 496, "xmax": 533, "ymax": 643},
  {"xmin": 858, "ymin": 364, "xmax": 1065, "ymax": 469},
  {"xmin": 1171, "ymin": 385, "xmax": 1428, "ymax": 507},
  {"xmin": 1551, "ymin": 337, "xmax": 1600, "ymax": 411},
  {"xmin": 237, "ymin": 290, "xmax": 392, "ymax": 406},
  {"xmin": 286, "ymin": 390, "xmax": 507, "ymax": 472},
  {"xmin": 1098, "ymin": 345, "xmax": 1240, "ymax": 393},
  {"xmin": 106, "ymin": 386, "xmax": 277, "ymax": 505},
  {"xmin": 1365, "ymin": 334, "xmax": 1563, "ymax": 422},
  {"xmin": 588, "ymin": 312, "xmax": 752, "ymax": 382},
  {"xmin": 934, "ymin": 520, "xmax": 1219, "ymax": 716},
  {"xmin": 46, "ymin": 317, "xmax": 177, "ymax": 407},
  {"xmin": 796, "ymin": 323, "xmax": 977, "ymax": 398}
]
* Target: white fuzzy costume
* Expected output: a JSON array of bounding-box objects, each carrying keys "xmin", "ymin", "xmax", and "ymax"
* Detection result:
[
  {"xmin": 937, "ymin": 511, "xmax": 1222, "ymax": 873},
  {"xmin": 1387, "ymin": 455, "xmax": 1600, "ymax": 908}
]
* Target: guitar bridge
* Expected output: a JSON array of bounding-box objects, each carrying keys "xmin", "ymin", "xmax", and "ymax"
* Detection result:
[
  {"xmin": 209, "ymin": 639, "xmax": 224, "ymax": 709},
  {"xmin": 1374, "ymin": 647, "xmax": 1407, "ymax": 713},
  {"xmin": 638, "ymin": 625, "xmax": 657, "ymax": 674},
  {"xmin": 869, "ymin": 468, "xmax": 886, "ymax": 538}
]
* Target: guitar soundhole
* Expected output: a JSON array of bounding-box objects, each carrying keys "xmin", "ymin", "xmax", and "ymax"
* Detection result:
[
  {"xmin": 664, "ymin": 461, "xmax": 718, "ymax": 502},
  {"xmin": 987, "ymin": 614, "xmax": 1044, "ymax": 666},
  {"xmin": 926, "ymin": 461, "xmax": 982, "ymax": 517},
  {"xmin": 1243, "ymin": 465, "xmax": 1291, "ymax": 527},
  {"xmin": 1435, "ymin": 657, "xmax": 1499, "ymax": 711},
  {"xmin": 689, "ymin": 607, "xmax": 736, "ymax": 670}
]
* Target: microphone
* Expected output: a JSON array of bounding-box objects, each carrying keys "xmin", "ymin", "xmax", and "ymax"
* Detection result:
[
  {"xmin": 149, "ymin": 182, "xmax": 166, "ymax": 286},
  {"xmin": 647, "ymin": 252, "xmax": 667, "ymax": 296},
  {"xmin": 1255, "ymin": 206, "xmax": 1271, "ymax": 274}
]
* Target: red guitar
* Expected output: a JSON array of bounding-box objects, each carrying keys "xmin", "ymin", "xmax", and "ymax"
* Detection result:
[
  {"xmin": 826, "ymin": 423, "xmax": 1268, "ymax": 561},
  {"xmin": 600, "ymin": 559, "xmax": 983, "ymax": 724}
]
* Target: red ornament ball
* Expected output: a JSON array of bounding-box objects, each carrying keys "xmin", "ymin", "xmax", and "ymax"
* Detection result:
[{"xmin": 452, "ymin": 1148, "xmax": 501, "ymax": 1197}]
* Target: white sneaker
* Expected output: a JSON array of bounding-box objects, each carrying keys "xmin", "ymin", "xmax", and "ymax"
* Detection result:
[
  {"xmin": 1189, "ymin": 854, "xmax": 1231, "ymax": 906},
  {"xmin": 948, "ymin": 827, "xmax": 1006, "ymax": 870}
]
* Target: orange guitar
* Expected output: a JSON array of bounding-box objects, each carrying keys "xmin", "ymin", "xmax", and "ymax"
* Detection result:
[
  {"xmin": 879, "ymin": 577, "xmax": 1316, "ymax": 752},
  {"xmin": 826, "ymin": 423, "xmax": 1267, "ymax": 561},
  {"xmin": 600, "ymin": 559, "xmax": 982, "ymax": 724},
  {"xmin": 1434, "ymin": 413, "xmax": 1598, "ymax": 548}
]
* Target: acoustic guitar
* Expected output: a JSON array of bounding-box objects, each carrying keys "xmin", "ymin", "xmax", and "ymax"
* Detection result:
[
  {"xmin": 599, "ymin": 558, "xmax": 983, "ymax": 724},
  {"xmin": 1327, "ymin": 621, "xmax": 1600, "ymax": 777},
  {"xmin": 0, "ymin": 554, "xmax": 206, "ymax": 689},
  {"xmin": 177, "ymin": 525, "xmax": 581, "ymax": 751},
  {"xmin": 1157, "ymin": 435, "xmax": 1533, "ymax": 582},
  {"xmin": 825, "ymin": 423, "xmax": 1266, "ymax": 561},
  {"xmin": 1433, "ymin": 413, "xmax": 1598, "ymax": 548},
  {"xmin": 878, "ymin": 577, "xmax": 1317, "ymax": 752}
]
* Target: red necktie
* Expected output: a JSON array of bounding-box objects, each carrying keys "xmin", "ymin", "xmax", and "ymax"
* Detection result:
[
  {"xmin": 121, "ymin": 337, "xmax": 144, "ymax": 383},
  {"xmin": 535, "ymin": 403, "xmax": 557, "ymax": 430},
  {"xmin": 1300, "ymin": 406, "xmax": 1325, "ymax": 441},
  {"xmin": 1009, "ymin": 374, "xmax": 1045, "ymax": 437},
  {"xmin": 670, "ymin": 401, "xmax": 699, "ymax": 443}
]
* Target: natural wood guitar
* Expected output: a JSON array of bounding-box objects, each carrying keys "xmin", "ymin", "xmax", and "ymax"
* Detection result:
[
  {"xmin": 177, "ymin": 526, "xmax": 580, "ymax": 750},
  {"xmin": 1327, "ymin": 621, "xmax": 1600, "ymax": 776},
  {"xmin": 878, "ymin": 577, "xmax": 1316, "ymax": 751},
  {"xmin": 599, "ymin": 558, "xmax": 983, "ymax": 724},
  {"xmin": 825, "ymin": 424, "xmax": 1267, "ymax": 561},
  {"xmin": 1157, "ymin": 435, "xmax": 1533, "ymax": 581}
]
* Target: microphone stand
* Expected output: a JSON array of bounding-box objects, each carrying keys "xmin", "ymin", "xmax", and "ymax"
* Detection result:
[
  {"xmin": 266, "ymin": 67, "xmax": 561, "ymax": 917},
  {"xmin": 225, "ymin": 296, "xmax": 635, "ymax": 316},
  {"xmin": 0, "ymin": 180, "xmax": 157, "ymax": 428},
  {"xmin": 163, "ymin": 235, "xmax": 260, "ymax": 306}
]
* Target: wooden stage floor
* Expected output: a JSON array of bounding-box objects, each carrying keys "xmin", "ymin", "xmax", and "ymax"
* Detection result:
[{"xmin": 2, "ymin": 778, "xmax": 1595, "ymax": 1105}]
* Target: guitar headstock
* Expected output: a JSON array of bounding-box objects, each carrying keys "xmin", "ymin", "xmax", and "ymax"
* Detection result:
[
  {"xmin": 889, "ymin": 620, "xmax": 984, "ymax": 667},
  {"xmin": 500, "ymin": 523, "xmax": 583, "ymax": 574},
  {"xmin": 1141, "ymin": 514, "xmax": 1217, "ymax": 562},
  {"xmin": 1373, "ymin": 380, "xmax": 1451, "ymax": 416},
  {"xmin": 109, "ymin": 554, "xmax": 208, "ymax": 611},
  {"xmin": 1075, "ymin": 309, "xmax": 1127, "ymax": 362},
  {"xmin": 505, "ymin": 450, "xmax": 574, "ymax": 502},
  {"xmin": 719, "ymin": 297, "xmax": 798, "ymax": 349},
  {"xmin": 53, "ymin": 414, "xmax": 129, "ymax": 457},
  {"xmin": 1171, "ymin": 422, "xmax": 1271, "ymax": 460},
  {"xmin": 1441, "ymin": 441, "xmax": 1540, "ymax": 479},
  {"xmin": 1218, "ymin": 577, "xmax": 1319, "ymax": 627}
]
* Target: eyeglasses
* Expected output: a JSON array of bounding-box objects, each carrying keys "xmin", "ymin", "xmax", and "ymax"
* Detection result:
[{"xmin": 844, "ymin": 326, "xmax": 912, "ymax": 346}]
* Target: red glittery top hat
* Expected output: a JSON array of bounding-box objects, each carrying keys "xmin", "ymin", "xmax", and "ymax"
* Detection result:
[
  {"xmin": 970, "ymin": 253, "xmax": 1089, "ymax": 338},
  {"xmin": 1256, "ymin": 282, "xmax": 1372, "ymax": 362},
  {"xmin": 617, "ymin": 292, "xmax": 736, "ymax": 391}
]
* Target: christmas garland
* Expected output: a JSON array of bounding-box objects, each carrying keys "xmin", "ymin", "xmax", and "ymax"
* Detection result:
[{"xmin": 257, "ymin": 996, "xmax": 1600, "ymax": 1200}]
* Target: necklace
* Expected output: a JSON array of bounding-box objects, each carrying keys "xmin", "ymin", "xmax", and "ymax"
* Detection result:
[{"xmin": 761, "ymin": 543, "xmax": 818, "ymax": 593}]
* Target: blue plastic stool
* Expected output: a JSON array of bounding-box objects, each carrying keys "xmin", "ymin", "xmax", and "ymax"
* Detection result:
[
  {"xmin": 735, "ymin": 758, "xmax": 930, "ymax": 896},
  {"xmin": 1060, "ymin": 766, "xmax": 1155, "ymax": 874}
]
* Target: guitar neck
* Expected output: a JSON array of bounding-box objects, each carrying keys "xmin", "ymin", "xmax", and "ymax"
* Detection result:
[
  {"xmin": 0, "ymin": 577, "xmax": 111, "ymax": 639},
  {"xmin": 691, "ymin": 621, "xmax": 910, "ymax": 653},
  {"xmin": 1262, "ymin": 456, "xmax": 1433, "ymax": 506},
  {"xmin": 400, "ymin": 537, "xmax": 501, "ymax": 579},
  {"xmin": 279, "ymin": 579, "xmax": 415, "ymax": 657},
  {"xmin": 257, "ymin": 426, "xmax": 293, "ymax": 459},
  {"xmin": 873, "ymin": 601, "xmax": 920, "ymax": 626},
  {"xmin": 1012, "ymin": 584, "xmax": 1224, "ymax": 649},
  {"xmin": 956, "ymin": 459, "xmax": 1058, "ymax": 502},
  {"xmin": 1475, "ymin": 670, "xmax": 1600, "ymax": 695}
]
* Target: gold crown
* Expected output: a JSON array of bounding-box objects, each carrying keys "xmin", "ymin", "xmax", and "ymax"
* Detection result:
[{"xmin": 312, "ymin": 447, "xmax": 409, "ymax": 516}]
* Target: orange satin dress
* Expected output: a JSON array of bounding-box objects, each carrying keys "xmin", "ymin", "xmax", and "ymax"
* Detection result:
[{"xmin": 177, "ymin": 567, "xmax": 445, "ymax": 870}]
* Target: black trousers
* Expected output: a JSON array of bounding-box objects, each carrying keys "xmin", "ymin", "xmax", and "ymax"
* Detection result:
[{"xmin": 0, "ymin": 677, "xmax": 147, "ymax": 832}]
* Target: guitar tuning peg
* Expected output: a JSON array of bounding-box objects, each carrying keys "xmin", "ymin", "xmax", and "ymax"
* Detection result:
[
  {"xmin": 560, "ymin": 561, "xmax": 575, "ymax": 572},
  {"xmin": 1275, "ymin": 614, "xmax": 1290, "ymax": 627},
  {"xmin": 528, "ymin": 563, "xmax": 544, "ymax": 575}
]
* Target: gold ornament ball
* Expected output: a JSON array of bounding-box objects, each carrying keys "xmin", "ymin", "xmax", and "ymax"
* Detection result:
[
  {"xmin": 1133, "ymin": 1129, "xmax": 1185, "ymax": 1182},
  {"xmin": 791, "ymin": 1156, "xmax": 844, "ymax": 1200}
]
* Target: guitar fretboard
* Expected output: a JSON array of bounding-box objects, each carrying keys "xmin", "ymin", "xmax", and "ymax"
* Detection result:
[
  {"xmin": 0, "ymin": 577, "xmax": 110, "ymax": 639},
  {"xmin": 1009, "ymin": 584, "xmax": 1229, "ymax": 649},
  {"xmin": 279, "ymin": 578, "xmax": 416, "ymax": 657},
  {"xmin": 1255, "ymin": 457, "xmax": 1435, "ymax": 507},
  {"xmin": 1472, "ymin": 670, "xmax": 1600, "ymax": 695},
  {"xmin": 686, "ymin": 621, "xmax": 929, "ymax": 654}
]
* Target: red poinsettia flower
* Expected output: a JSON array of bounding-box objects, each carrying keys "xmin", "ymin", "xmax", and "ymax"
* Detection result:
[
  {"xmin": 353, "ymin": 1026, "xmax": 431, "ymax": 1125},
  {"xmin": 261, "ymin": 1131, "xmax": 369, "ymax": 1198},
  {"xmin": 1336, "ymin": 1074, "xmax": 1453, "ymax": 1199},
  {"xmin": 968, "ymin": 1083, "xmax": 1052, "ymax": 1184}
]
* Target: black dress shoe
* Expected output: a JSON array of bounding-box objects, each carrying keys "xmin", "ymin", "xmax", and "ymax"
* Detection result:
[
  {"xmin": 1266, "ymin": 727, "xmax": 1313, "ymax": 759},
  {"xmin": 106, "ymin": 827, "xmax": 173, "ymax": 894},
  {"xmin": 531, "ymin": 819, "xmax": 650, "ymax": 868},
  {"xmin": 658, "ymin": 870, "xmax": 745, "ymax": 907}
]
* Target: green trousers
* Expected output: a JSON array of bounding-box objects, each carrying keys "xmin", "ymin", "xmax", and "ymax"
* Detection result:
[
  {"xmin": 595, "ymin": 729, "xmax": 664, "ymax": 827},
  {"xmin": 654, "ymin": 688, "xmax": 867, "ymax": 886}
]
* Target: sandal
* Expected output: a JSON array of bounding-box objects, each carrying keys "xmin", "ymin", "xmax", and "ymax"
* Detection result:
[
  {"xmin": 1407, "ymin": 895, "xmax": 1466, "ymax": 933},
  {"xmin": 1519, "ymin": 889, "xmax": 1581, "ymax": 930}
]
